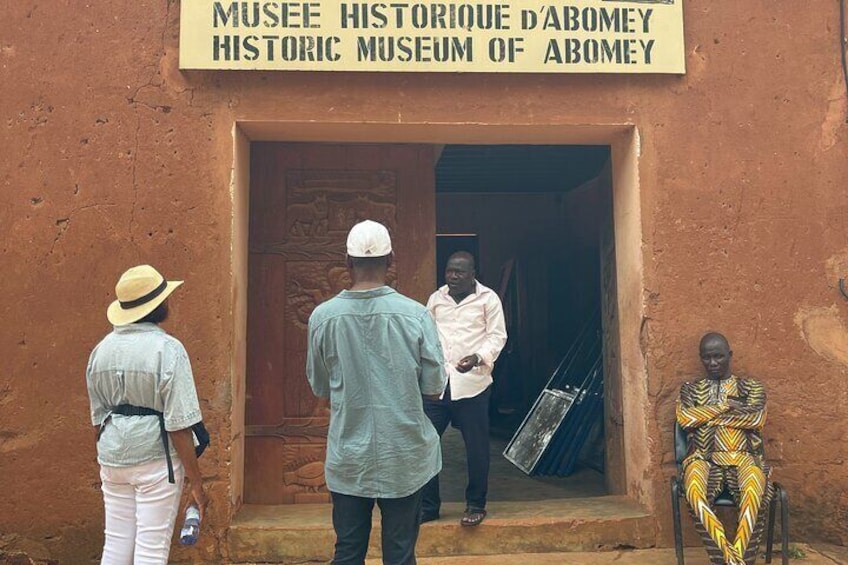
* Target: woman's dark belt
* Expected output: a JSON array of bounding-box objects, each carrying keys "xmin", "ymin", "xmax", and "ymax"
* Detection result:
[{"xmin": 101, "ymin": 404, "xmax": 176, "ymax": 484}]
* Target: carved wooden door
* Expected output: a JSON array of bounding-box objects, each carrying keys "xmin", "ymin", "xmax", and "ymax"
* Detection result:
[{"xmin": 245, "ymin": 143, "xmax": 436, "ymax": 504}]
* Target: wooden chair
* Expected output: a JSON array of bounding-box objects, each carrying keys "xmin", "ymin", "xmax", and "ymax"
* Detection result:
[{"xmin": 670, "ymin": 422, "xmax": 789, "ymax": 565}]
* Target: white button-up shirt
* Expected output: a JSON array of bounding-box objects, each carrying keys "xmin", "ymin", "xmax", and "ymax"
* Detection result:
[{"xmin": 426, "ymin": 281, "xmax": 507, "ymax": 401}]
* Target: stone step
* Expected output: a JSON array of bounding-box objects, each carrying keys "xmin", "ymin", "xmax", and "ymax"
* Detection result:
[{"xmin": 228, "ymin": 496, "xmax": 656, "ymax": 563}]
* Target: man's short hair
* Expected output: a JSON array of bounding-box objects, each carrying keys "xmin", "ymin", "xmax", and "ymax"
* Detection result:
[
  {"xmin": 448, "ymin": 251, "xmax": 476, "ymax": 270},
  {"xmin": 350, "ymin": 255, "xmax": 390, "ymax": 270},
  {"xmin": 700, "ymin": 332, "xmax": 729, "ymax": 349}
]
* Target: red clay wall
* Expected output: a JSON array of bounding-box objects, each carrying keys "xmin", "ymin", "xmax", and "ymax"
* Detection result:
[{"xmin": 1, "ymin": 1, "xmax": 846, "ymax": 562}]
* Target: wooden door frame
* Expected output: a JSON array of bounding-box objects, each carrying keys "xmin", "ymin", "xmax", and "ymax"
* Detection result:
[{"xmin": 228, "ymin": 122, "xmax": 649, "ymax": 512}]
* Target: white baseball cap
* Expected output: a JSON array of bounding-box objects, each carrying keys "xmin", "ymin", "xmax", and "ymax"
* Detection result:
[{"xmin": 346, "ymin": 220, "xmax": 392, "ymax": 258}]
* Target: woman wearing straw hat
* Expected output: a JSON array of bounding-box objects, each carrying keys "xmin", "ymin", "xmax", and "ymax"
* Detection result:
[{"xmin": 86, "ymin": 264, "xmax": 207, "ymax": 564}]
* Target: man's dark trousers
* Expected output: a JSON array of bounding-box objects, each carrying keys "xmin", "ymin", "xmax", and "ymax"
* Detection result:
[
  {"xmin": 422, "ymin": 385, "xmax": 491, "ymax": 516},
  {"xmin": 330, "ymin": 489, "xmax": 423, "ymax": 565}
]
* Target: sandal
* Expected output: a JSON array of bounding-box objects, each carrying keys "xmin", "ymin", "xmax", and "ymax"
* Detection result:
[{"xmin": 460, "ymin": 508, "xmax": 487, "ymax": 527}]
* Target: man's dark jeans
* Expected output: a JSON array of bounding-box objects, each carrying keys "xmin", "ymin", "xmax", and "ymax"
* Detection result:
[
  {"xmin": 422, "ymin": 385, "xmax": 491, "ymax": 516},
  {"xmin": 330, "ymin": 489, "xmax": 423, "ymax": 565}
]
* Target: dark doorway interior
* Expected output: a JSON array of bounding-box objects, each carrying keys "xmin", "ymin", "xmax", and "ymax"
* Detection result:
[{"xmin": 434, "ymin": 144, "xmax": 613, "ymax": 502}]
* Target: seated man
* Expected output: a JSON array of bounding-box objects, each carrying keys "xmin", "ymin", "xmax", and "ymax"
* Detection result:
[{"xmin": 676, "ymin": 332, "xmax": 770, "ymax": 565}]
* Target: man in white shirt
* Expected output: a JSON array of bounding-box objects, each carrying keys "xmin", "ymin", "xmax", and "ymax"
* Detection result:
[{"xmin": 422, "ymin": 251, "xmax": 507, "ymax": 527}]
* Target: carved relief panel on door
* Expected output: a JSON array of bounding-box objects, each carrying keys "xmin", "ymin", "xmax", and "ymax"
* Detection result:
[
  {"xmin": 247, "ymin": 166, "xmax": 399, "ymax": 504},
  {"xmin": 257, "ymin": 170, "xmax": 399, "ymax": 260}
]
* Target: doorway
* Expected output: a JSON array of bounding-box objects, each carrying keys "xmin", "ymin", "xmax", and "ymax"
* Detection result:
[
  {"xmin": 233, "ymin": 123, "xmax": 645, "ymax": 514},
  {"xmin": 434, "ymin": 144, "xmax": 616, "ymax": 501}
]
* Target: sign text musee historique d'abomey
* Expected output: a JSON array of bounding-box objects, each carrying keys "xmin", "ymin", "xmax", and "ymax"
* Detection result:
[{"xmin": 179, "ymin": 1, "xmax": 685, "ymax": 73}]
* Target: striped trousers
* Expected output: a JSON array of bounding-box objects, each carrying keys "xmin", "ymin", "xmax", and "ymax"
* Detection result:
[{"xmin": 683, "ymin": 454, "xmax": 769, "ymax": 565}]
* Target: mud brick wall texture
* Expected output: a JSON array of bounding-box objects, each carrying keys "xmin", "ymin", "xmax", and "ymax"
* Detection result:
[{"xmin": 1, "ymin": 1, "xmax": 846, "ymax": 562}]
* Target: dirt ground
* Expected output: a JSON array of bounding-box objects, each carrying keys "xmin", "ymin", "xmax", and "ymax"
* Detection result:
[
  {"xmin": 369, "ymin": 543, "xmax": 848, "ymax": 564},
  {"xmin": 3, "ymin": 542, "xmax": 845, "ymax": 564}
]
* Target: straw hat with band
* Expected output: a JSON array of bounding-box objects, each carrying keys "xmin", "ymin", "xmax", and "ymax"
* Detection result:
[{"xmin": 107, "ymin": 265, "xmax": 183, "ymax": 326}]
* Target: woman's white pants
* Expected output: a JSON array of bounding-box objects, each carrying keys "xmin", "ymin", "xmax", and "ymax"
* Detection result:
[{"xmin": 99, "ymin": 458, "xmax": 184, "ymax": 565}]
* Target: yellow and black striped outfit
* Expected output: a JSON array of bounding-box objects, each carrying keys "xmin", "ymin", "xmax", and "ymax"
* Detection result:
[{"xmin": 676, "ymin": 375, "xmax": 770, "ymax": 565}]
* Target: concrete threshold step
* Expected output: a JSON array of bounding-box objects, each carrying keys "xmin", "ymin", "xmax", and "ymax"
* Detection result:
[{"xmin": 228, "ymin": 495, "xmax": 656, "ymax": 563}]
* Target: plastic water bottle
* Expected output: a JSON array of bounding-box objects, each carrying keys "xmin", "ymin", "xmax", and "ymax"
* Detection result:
[{"xmin": 179, "ymin": 503, "xmax": 201, "ymax": 545}]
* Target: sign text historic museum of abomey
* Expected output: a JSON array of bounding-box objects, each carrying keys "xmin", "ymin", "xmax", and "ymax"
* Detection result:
[{"xmin": 180, "ymin": 1, "xmax": 685, "ymax": 73}]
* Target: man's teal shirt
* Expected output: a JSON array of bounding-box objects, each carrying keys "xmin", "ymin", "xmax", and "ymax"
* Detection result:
[{"xmin": 307, "ymin": 286, "xmax": 446, "ymax": 498}]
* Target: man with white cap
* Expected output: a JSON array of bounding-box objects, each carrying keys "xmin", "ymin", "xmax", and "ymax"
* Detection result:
[
  {"xmin": 86, "ymin": 264, "xmax": 207, "ymax": 564},
  {"xmin": 307, "ymin": 220, "xmax": 446, "ymax": 565}
]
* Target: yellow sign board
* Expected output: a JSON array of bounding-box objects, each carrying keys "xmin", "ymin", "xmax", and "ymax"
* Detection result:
[{"xmin": 179, "ymin": 1, "xmax": 685, "ymax": 73}]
